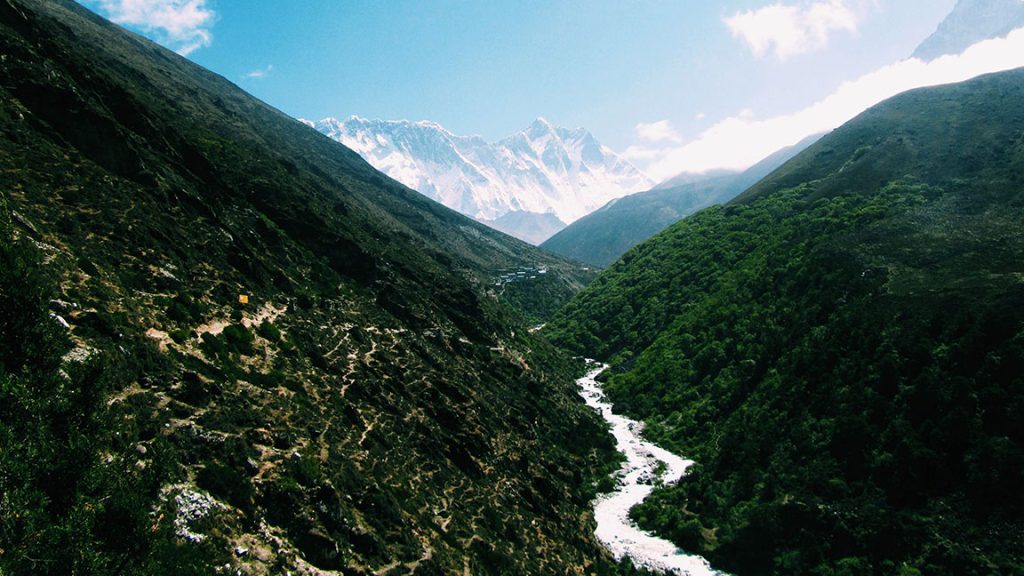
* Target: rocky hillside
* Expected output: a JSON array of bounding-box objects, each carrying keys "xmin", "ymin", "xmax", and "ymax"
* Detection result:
[
  {"xmin": 546, "ymin": 69, "xmax": 1024, "ymax": 574},
  {"xmin": 305, "ymin": 116, "xmax": 654, "ymax": 243},
  {"xmin": 0, "ymin": 1, "xmax": 636, "ymax": 574}
]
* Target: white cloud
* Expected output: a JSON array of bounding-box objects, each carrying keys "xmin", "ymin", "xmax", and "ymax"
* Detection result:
[
  {"xmin": 621, "ymin": 145, "xmax": 666, "ymax": 163},
  {"xmin": 635, "ymin": 120, "xmax": 682, "ymax": 143},
  {"xmin": 725, "ymin": 0, "xmax": 860, "ymax": 60},
  {"xmin": 244, "ymin": 64, "xmax": 274, "ymax": 79},
  {"xmin": 85, "ymin": 0, "xmax": 215, "ymax": 55},
  {"xmin": 632, "ymin": 28, "xmax": 1024, "ymax": 180}
]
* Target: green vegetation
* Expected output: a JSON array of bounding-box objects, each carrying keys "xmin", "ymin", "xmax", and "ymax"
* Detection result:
[
  {"xmin": 0, "ymin": 1, "xmax": 630, "ymax": 573},
  {"xmin": 547, "ymin": 69, "xmax": 1024, "ymax": 574},
  {"xmin": 0, "ymin": 206, "xmax": 218, "ymax": 574},
  {"xmin": 496, "ymin": 267, "xmax": 597, "ymax": 325},
  {"xmin": 541, "ymin": 134, "xmax": 818, "ymax": 267}
]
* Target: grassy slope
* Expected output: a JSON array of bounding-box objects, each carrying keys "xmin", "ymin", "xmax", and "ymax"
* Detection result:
[
  {"xmin": 546, "ymin": 70, "xmax": 1024, "ymax": 575},
  {"xmin": 0, "ymin": 1, "xmax": 628, "ymax": 574}
]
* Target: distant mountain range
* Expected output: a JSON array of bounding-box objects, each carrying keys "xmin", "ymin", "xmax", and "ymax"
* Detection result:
[
  {"xmin": 650, "ymin": 168, "xmax": 739, "ymax": 191},
  {"xmin": 542, "ymin": 134, "xmax": 821, "ymax": 266},
  {"xmin": 913, "ymin": 0, "xmax": 1024, "ymax": 60},
  {"xmin": 302, "ymin": 116, "xmax": 654, "ymax": 244}
]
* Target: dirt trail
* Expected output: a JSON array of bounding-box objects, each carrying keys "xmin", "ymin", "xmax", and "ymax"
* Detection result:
[{"xmin": 194, "ymin": 302, "xmax": 287, "ymax": 338}]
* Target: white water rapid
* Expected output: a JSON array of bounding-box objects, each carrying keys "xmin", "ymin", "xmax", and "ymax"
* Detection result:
[{"xmin": 577, "ymin": 363, "xmax": 725, "ymax": 576}]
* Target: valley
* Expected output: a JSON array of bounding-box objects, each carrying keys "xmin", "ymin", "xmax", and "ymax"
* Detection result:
[
  {"xmin": 577, "ymin": 363, "xmax": 723, "ymax": 576},
  {"xmin": 2, "ymin": 0, "xmax": 1024, "ymax": 575},
  {"xmin": 547, "ymin": 69, "xmax": 1024, "ymax": 574}
]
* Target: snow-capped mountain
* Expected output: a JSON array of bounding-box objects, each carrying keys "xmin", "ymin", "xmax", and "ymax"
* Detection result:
[{"xmin": 301, "ymin": 116, "xmax": 654, "ymax": 243}]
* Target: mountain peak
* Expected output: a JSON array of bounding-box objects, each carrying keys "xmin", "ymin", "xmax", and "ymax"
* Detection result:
[
  {"xmin": 525, "ymin": 116, "xmax": 558, "ymax": 140},
  {"xmin": 531, "ymin": 116, "xmax": 553, "ymax": 128},
  {"xmin": 309, "ymin": 116, "xmax": 654, "ymax": 237},
  {"xmin": 413, "ymin": 119, "xmax": 447, "ymax": 131},
  {"xmin": 524, "ymin": 117, "xmax": 592, "ymax": 141}
]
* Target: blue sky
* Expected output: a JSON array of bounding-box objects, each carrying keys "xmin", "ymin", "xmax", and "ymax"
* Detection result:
[{"xmin": 78, "ymin": 1, "xmax": 1024, "ymax": 178}]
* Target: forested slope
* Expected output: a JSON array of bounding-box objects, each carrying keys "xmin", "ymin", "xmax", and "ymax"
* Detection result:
[{"xmin": 546, "ymin": 69, "xmax": 1024, "ymax": 575}]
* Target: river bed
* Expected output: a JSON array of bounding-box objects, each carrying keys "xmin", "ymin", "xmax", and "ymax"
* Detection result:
[{"xmin": 577, "ymin": 363, "xmax": 724, "ymax": 576}]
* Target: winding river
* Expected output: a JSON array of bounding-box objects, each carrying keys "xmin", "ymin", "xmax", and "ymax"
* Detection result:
[{"xmin": 577, "ymin": 363, "xmax": 724, "ymax": 576}]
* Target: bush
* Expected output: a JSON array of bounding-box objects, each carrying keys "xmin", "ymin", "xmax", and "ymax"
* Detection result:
[
  {"xmin": 199, "ymin": 331, "xmax": 227, "ymax": 360},
  {"xmin": 196, "ymin": 461, "xmax": 255, "ymax": 515},
  {"xmin": 257, "ymin": 320, "xmax": 281, "ymax": 342},
  {"xmin": 222, "ymin": 324, "xmax": 255, "ymax": 356},
  {"xmin": 0, "ymin": 224, "xmax": 187, "ymax": 574}
]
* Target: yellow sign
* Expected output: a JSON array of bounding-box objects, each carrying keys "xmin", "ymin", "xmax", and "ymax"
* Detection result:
[{"xmin": 238, "ymin": 294, "xmax": 249, "ymax": 304}]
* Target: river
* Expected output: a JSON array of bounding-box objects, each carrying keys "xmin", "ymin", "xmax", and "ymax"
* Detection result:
[{"xmin": 577, "ymin": 363, "xmax": 725, "ymax": 576}]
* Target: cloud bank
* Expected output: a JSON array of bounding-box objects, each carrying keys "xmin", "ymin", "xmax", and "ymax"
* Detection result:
[
  {"xmin": 85, "ymin": 0, "xmax": 215, "ymax": 55},
  {"xmin": 635, "ymin": 120, "xmax": 682, "ymax": 143},
  {"xmin": 725, "ymin": 0, "xmax": 861, "ymax": 60},
  {"xmin": 629, "ymin": 28, "xmax": 1024, "ymax": 181}
]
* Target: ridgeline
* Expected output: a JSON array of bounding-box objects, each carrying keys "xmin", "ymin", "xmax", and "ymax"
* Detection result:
[
  {"xmin": 0, "ymin": 1, "xmax": 635, "ymax": 574},
  {"xmin": 547, "ymin": 69, "xmax": 1024, "ymax": 575}
]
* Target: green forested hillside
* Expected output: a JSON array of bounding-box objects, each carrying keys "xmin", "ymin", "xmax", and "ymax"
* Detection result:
[
  {"xmin": 541, "ymin": 135, "xmax": 819, "ymax": 267},
  {"xmin": 0, "ymin": 1, "xmax": 629, "ymax": 574},
  {"xmin": 546, "ymin": 69, "xmax": 1024, "ymax": 575}
]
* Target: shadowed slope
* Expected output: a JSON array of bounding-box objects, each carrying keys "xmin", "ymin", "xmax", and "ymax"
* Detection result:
[{"xmin": 0, "ymin": 1, "xmax": 632, "ymax": 574}]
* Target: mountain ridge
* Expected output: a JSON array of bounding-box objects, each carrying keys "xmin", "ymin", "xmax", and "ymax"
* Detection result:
[
  {"xmin": 0, "ymin": 1, "xmax": 636, "ymax": 574},
  {"xmin": 913, "ymin": 0, "xmax": 1024, "ymax": 60},
  {"xmin": 304, "ymin": 115, "xmax": 653, "ymax": 243},
  {"xmin": 546, "ymin": 68, "xmax": 1024, "ymax": 574},
  {"xmin": 541, "ymin": 134, "xmax": 821, "ymax": 266}
]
